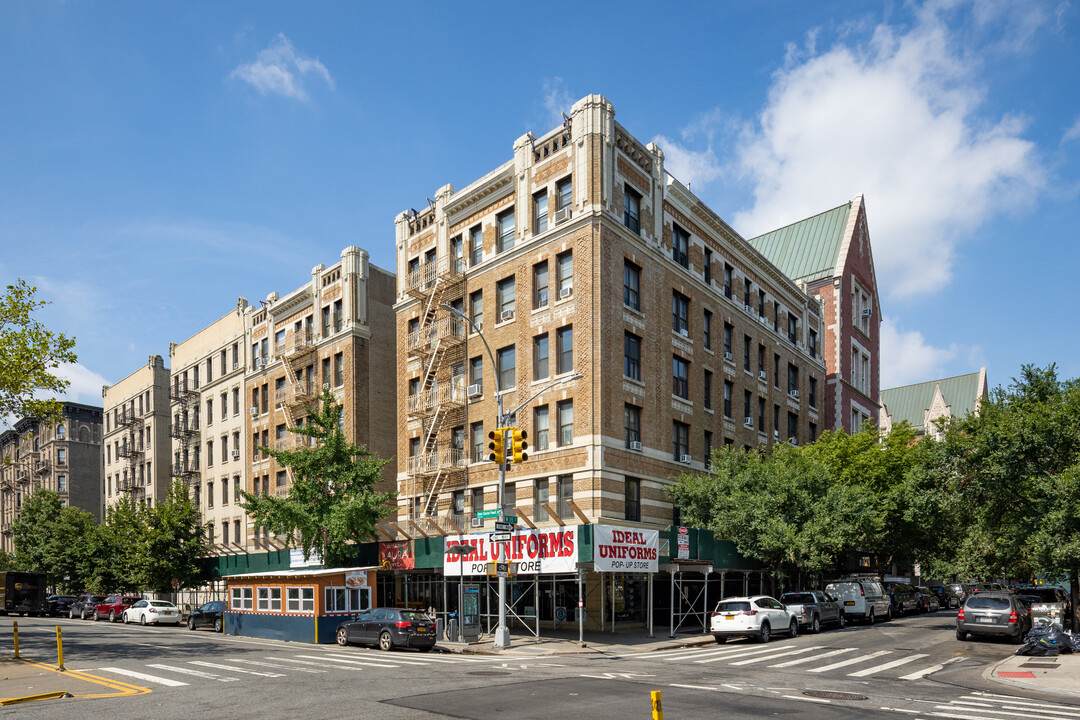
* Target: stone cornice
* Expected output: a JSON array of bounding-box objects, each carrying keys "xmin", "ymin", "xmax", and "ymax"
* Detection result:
[
  {"xmin": 445, "ymin": 170, "xmax": 514, "ymax": 221},
  {"xmin": 614, "ymin": 124, "xmax": 651, "ymax": 173}
]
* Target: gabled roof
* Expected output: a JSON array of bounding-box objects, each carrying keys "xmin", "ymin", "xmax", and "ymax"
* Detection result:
[
  {"xmin": 747, "ymin": 201, "xmax": 853, "ymax": 284},
  {"xmin": 880, "ymin": 370, "xmax": 987, "ymax": 433}
]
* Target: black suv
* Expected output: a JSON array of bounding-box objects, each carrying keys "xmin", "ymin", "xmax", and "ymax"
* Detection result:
[
  {"xmin": 335, "ymin": 608, "xmax": 436, "ymax": 651},
  {"xmin": 46, "ymin": 595, "xmax": 76, "ymax": 617},
  {"xmin": 187, "ymin": 600, "xmax": 226, "ymax": 632},
  {"xmin": 69, "ymin": 594, "xmax": 107, "ymax": 620},
  {"xmin": 883, "ymin": 582, "xmax": 919, "ymax": 617}
]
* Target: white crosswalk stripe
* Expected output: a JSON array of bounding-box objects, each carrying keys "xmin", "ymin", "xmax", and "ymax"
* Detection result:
[
  {"xmin": 188, "ymin": 660, "xmax": 285, "ymax": 677},
  {"xmin": 695, "ymin": 645, "xmax": 793, "ymax": 664},
  {"xmin": 768, "ymin": 648, "xmax": 855, "ymax": 668},
  {"xmin": 263, "ymin": 655, "xmax": 366, "ymax": 671},
  {"xmin": 321, "ymin": 651, "xmax": 429, "ymax": 666},
  {"xmin": 728, "ymin": 646, "xmax": 823, "ymax": 666},
  {"xmin": 847, "ymin": 653, "xmax": 926, "ymax": 677},
  {"xmin": 931, "ymin": 693, "xmax": 1080, "ymax": 720},
  {"xmin": 807, "ymin": 649, "xmax": 892, "ymax": 673},
  {"xmin": 294, "ymin": 653, "xmax": 400, "ymax": 669},
  {"xmin": 227, "ymin": 658, "xmax": 326, "ymax": 673},
  {"xmin": 146, "ymin": 663, "xmax": 239, "ymax": 682},
  {"xmin": 97, "ymin": 667, "xmax": 188, "ymax": 686}
]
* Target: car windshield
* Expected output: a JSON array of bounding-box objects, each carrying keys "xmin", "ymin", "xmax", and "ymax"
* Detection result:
[
  {"xmin": 716, "ymin": 601, "xmax": 751, "ymax": 612},
  {"xmin": 781, "ymin": 593, "xmax": 815, "ymax": 604},
  {"xmin": 401, "ymin": 611, "xmax": 431, "ymax": 622},
  {"xmin": 967, "ymin": 596, "xmax": 1011, "ymax": 610},
  {"xmin": 149, "ymin": 601, "xmax": 174, "ymax": 607},
  {"xmin": 1017, "ymin": 589, "xmax": 1062, "ymax": 603}
]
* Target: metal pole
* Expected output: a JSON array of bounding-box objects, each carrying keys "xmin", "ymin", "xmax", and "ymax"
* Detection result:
[
  {"xmin": 459, "ymin": 552, "xmax": 464, "ymax": 642},
  {"xmin": 669, "ymin": 569, "xmax": 675, "ymax": 638},
  {"xmin": 703, "ymin": 569, "xmax": 709, "ymax": 634},
  {"xmin": 578, "ymin": 568, "xmax": 584, "ymax": 645},
  {"xmin": 648, "ymin": 571, "xmax": 654, "ymax": 638},
  {"xmin": 494, "ymin": 394, "xmax": 510, "ymax": 648},
  {"xmin": 56, "ymin": 626, "xmax": 64, "ymax": 671},
  {"xmin": 12, "ymin": 620, "xmax": 18, "ymax": 659}
]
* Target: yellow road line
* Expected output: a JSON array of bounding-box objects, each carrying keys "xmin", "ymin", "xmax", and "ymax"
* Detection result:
[{"xmin": 1, "ymin": 657, "xmax": 152, "ymax": 699}]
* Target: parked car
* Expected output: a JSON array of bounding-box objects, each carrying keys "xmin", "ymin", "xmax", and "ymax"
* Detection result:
[
  {"xmin": 929, "ymin": 585, "xmax": 960, "ymax": 609},
  {"xmin": 70, "ymin": 594, "xmax": 107, "ymax": 620},
  {"xmin": 1014, "ymin": 586, "xmax": 1071, "ymax": 629},
  {"xmin": 710, "ymin": 595, "xmax": 799, "ymax": 643},
  {"xmin": 779, "ymin": 590, "xmax": 846, "ymax": 633},
  {"xmin": 187, "ymin": 600, "xmax": 226, "ymax": 632},
  {"xmin": 93, "ymin": 595, "xmax": 142, "ymax": 622},
  {"xmin": 825, "ymin": 579, "xmax": 892, "ymax": 624},
  {"xmin": 46, "ymin": 595, "xmax": 76, "ymax": 617},
  {"xmin": 915, "ymin": 586, "xmax": 941, "ymax": 613},
  {"xmin": 122, "ymin": 599, "xmax": 182, "ymax": 626},
  {"xmin": 335, "ymin": 608, "xmax": 436, "ymax": 651},
  {"xmin": 956, "ymin": 592, "xmax": 1032, "ymax": 643},
  {"xmin": 883, "ymin": 582, "xmax": 920, "ymax": 617}
]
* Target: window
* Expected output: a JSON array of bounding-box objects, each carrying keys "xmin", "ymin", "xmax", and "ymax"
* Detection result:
[
  {"xmin": 743, "ymin": 335, "xmax": 752, "ymax": 369},
  {"xmin": 206, "ymin": 398, "xmax": 214, "ymax": 426},
  {"xmin": 452, "ymin": 490, "xmax": 465, "ymax": 519},
  {"xmin": 704, "ymin": 431, "xmax": 713, "ymax": 468},
  {"xmin": 533, "ymin": 334, "xmax": 549, "ymax": 381},
  {"xmin": 624, "ymin": 261, "xmax": 641, "ymax": 310},
  {"xmin": 471, "ymin": 487, "xmax": 484, "ymax": 516},
  {"xmin": 257, "ymin": 587, "xmax": 282, "ymax": 612},
  {"xmin": 57, "ymin": 448, "xmax": 66, "ymax": 465},
  {"xmin": 774, "ymin": 353, "xmax": 781, "ymax": 388},
  {"xmin": 557, "ymin": 475, "xmax": 573, "ymax": 519},
  {"xmin": 556, "ymin": 251, "xmax": 573, "ymax": 298},
  {"xmin": 556, "ymin": 326, "xmax": 573, "ymax": 374},
  {"xmin": 625, "ymin": 478, "xmax": 641, "ymax": 522},
  {"xmin": 809, "ymin": 377, "xmax": 817, "ymax": 408},
  {"xmin": 408, "ymin": 437, "xmax": 421, "ymax": 458},
  {"xmin": 703, "ymin": 310, "xmax": 712, "ymax": 350},
  {"xmin": 703, "ymin": 370, "xmax": 713, "ymax": 410},
  {"xmin": 207, "ymin": 523, "xmax": 214, "ymax": 543},
  {"xmin": 57, "ymin": 474, "xmax": 67, "ymax": 492},
  {"xmin": 289, "ymin": 587, "xmax": 317, "ymax": 614},
  {"xmin": 723, "ymin": 263, "xmax": 733, "ymax": 299},
  {"xmin": 758, "ymin": 397, "xmax": 765, "ymax": 430},
  {"xmin": 624, "ymin": 332, "xmax": 641, "ymax": 380},
  {"xmin": 276, "ymin": 470, "xmax": 286, "ymax": 487},
  {"xmin": 557, "ymin": 400, "xmax": 574, "ymax": 446},
  {"xmin": 758, "ymin": 289, "xmax": 766, "ymax": 318},
  {"xmin": 497, "ymin": 208, "xmax": 515, "ymax": 253},
  {"xmin": 231, "ymin": 587, "xmax": 254, "ymax": 611},
  {"xmin": 788, "ymin": 313, "xmax": 798, "ymax": 344},
  {"xmin": 469, "ymin": 225, "xmax": 483, "ymax": 266},
  {"xmin": 534, "ymin": 191, "xmax": 548, "ymax": 234},
  {"xmin": 533, "ymin": 261, "xmax": 549, "ymax": 309},
  {"xmin": 788, "ymin": 412, "xmax": 799, "ymax": 441},
  {"xmin": 774, "ymin": 404, "xmax": 781, "ymax": 437},
  {"xmin": 534, "ymin": 480, "xmax": 549, "ymax": 522},
  {"xmin": 703, "ymin": 247, "xmax": 712, "ymax": 283},
  {"xmin": 744, "ymin": 278, "xmax": 752, "ymax": 307},
  {"xmin": 222, "ymin": 435, "xmax": 229, "ymax": 464},
  {"xmin": 851, "ymin": 345, "xmax": 871, "ymax": 395},
  {"xmin": 623, "ymin": 186, "xmax": 641, "ymax": 233},
  {"xmin": 497, "ymin": 345, "xmax": 516, "ymax": 391},
  {"xmin": 672, "ymin": 292, "xmax": 689, "ymax": 336},
  {"xmin": 809, "ymin": 422, "xmax": 817, "ymax": 442},
  {"xmin": 322, "ymin": 306, "xmax": 331, "ymax": 337},
  {"xmin": 469, "ymin": 356, "xmax": 483, "ymax": 392},
  {"xmin": 234, "ymin": 519, "xmax": 241, "ymax": 544},
  {"xmin": 625, "ymin": 404, "xmax": 641, "ymax": 447},
  {"xmin": 672, "ymin": 356, "xmax": 689, "ymax": 399},
  {"xmin": 723, "ymin": 380, "xmax": 733, "ymax": 418},
  {"xmin": 672, "ymin": 224, "xmax": 690, "ymax": 268},
  {"xmin": 557, "ymin": 177, "xmax": 572, "ymax": 210},
  {"xmin": 673, "ymin": 421, "xmax": 689, "ymax": 460},
  {"xmin": 723, "ymin": 323, "xmax": 733, "ymax": 358},
  {"xmin": 56, "ymin": 423, "xmax": 66, "ymax": 440},
  {"xmin": 534, "ymin": 405, "xmax": 549, "ymax": 451},
  {"xmin": 788, "ymin": 364, "xmax": 799, "ymax": 395},
  {"xmin": 808, "ymin": 329, "xmax": 818, "ymax": 359},
  {"xmin": 469, "ymin": 290, "xmax": 483, "ymax": 330},
  {"xmin": 207, "ymin": 441, "xmax": 214, "ymax": 467},
  {"xmin": 854, "ymin": 285, "xmax": 872, "ymax": 334},
  {"xmin": 221, "ymin": 392, "xmax": 228, "ymax": 421},
  {"xmin": 470, "ymin": 421, "xmax": 485, "ymax": 463},
  {"xmin": 496, "ymin": 277, "xmax": 515, "ymax": 320},
  {"xmin": 450, "ymin": 235, "xmax": 463, "ymax": 273},
  {"xmin": 334, "ymin": 353, "xmax": 344, "ymax": 387},
  {"xmin": 744, "ymin": 390, "xmax": 752, "ymax": 421}
]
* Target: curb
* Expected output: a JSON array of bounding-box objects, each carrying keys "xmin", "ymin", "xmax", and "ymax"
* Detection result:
[
  {"xmin": 0, "ymin": 691, "xmax": 73, "ymax": 706},
  {"xmin": 984, "ymin": 656, "xmax": 1080, "ymax": 699}
]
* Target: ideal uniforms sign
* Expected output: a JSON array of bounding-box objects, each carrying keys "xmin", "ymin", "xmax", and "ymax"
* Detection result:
[
  {"xmin": 443, "ymin": 526, "xmax": 580, "ymax": 576},
  {"xmin": 594, "ymin": 525, "xmax": 659, "ymax": 572}
]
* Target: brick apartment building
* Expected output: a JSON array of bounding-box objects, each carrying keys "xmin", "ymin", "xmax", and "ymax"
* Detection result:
[
  {"xmin": 0, "ymin": 402, "xmax": 103, "ymax": 553},
  {"xmin": 103, "ymin": 355, "xmax": 172, "ymax": 510},
  {"xmin": 393, "ymin": 94, "xmax": 829, "ymax": 536}
]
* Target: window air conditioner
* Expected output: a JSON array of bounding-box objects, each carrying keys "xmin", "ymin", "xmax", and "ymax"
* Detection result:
[
  {"xmin": 500, "ymin": 310, "xmax": 515, "ymax": 322},
  {"xmin": 744, "ymin": 417, "xmax": 754, "ymax": 427},
  {"xmin": 249, "ymin": 408, "xmax": 258, "ymax": 416},
  {"xmin": 231, "ymin": 450, "xmax": 240, "ymax": 460},
  {"xmin": 788, "ymin": 438, "xmax": 798, "ymax": 446},
  {"xmin": 559, "ymin": 287, "xmax": 573, "ymax": 299},
  {"xmin": 629, "ymin": 441, "xmax": 642, "ymax": 451},
  {"xmin": 554, "ymin": 207, "xmax": 572, "ymax": 225},
  {"xmin": 471, "ymin": 517, "xmax": 483, "ymax": 528},
  {"xmin": 678, "ymin": 328, "xmax": 689, "ymax": 337},
  {"xmin": 790, "ymin": 390, "xmax": 800, "ymax": 399},
  {"xmin": 745, "ymin": 304, "xmax": 753, "ymax": 314},
  {"xmin": 759, "ymin": 316, "xmax": 768, "ymax": 325},
  {"xmin": 679, "ymin": 454, "xmax": 692, "ymax": 464},
  {"xmin": 758, "ymin": 370, "xmax": 767, "ymax": 380},
  {"xmin": 323, "ymin": 382, "xmax": 330, "ymax": 389},
  {"xmin": 233, "ymin": 362, "xmax": 239, "ymax": 370},
  {"xmin": 473, "ymin": 321, "xmax": 483, "ymax": 333},
  {"xmin": 773, "ymin": 430, "xmax": 779, "ymax": 438},
  {"xmin": 724, "ymin": 351, "xmax": 733, "ymax": 362},
  {"xmin": 862, "ymin": 308, "xmax": 873, "ymax": 318},
  {"xmin": 467, "ymin": 383, "xmax": 483, "ymax": 398}
]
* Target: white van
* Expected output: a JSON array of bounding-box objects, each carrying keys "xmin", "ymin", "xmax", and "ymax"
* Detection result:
[{"xmin": 825, "ymin": 580, "xmax": 892, "ymax": 624}]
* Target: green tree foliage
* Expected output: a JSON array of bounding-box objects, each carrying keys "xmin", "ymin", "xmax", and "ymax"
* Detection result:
[
  {"xmin": 240, "ymin": 390, "xmax": 395, "ymax": 567},
  {"xmin": 85, "ymin": 495, "xmax": 148, "ymax": 593},
  {"xmin": 144, "ymin": 481, "xmax": 209, "ymax": 592},
  {"xmin": 10, "ymin": 489, "xmax": 96, "ymax": 591},
  {"xmin": 0, "ymin": 279, "xmax": 77, "ymax": 424}
]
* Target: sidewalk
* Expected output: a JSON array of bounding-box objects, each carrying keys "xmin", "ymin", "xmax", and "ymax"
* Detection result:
[
  {"xmin": 988, "ymin": 653, "xmax": 1080, "ymax": 698},
  {"xmin": 437, "ymin": 626, "xmax": 717, "ymax": 656}
]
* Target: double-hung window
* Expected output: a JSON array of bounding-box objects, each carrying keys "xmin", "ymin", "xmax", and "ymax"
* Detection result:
[
  {"xmin": 533, "ymin": 191, "xmax": 548, "ymax": 234},
  {"xmin": 623, "ymin": 186, "xmax": 641, "ymax": 233},
  {"xmin": 625, "ymin": 404, "xmax": 641, "ymax": 447},
  {"xmin": 289, "ymin": 587, "xmax": 316, "ymax": 613},
  {"xmin": 624, "ymin": 261, "xmax": 641, "ymax": 310},
  {"xmin": 673, "ymin": 356, "xmax": 689, "ymax": 399},
  {"xmin": 672, "ymin": 224, "xmax": 689, "ymax": 268},
  {"xmin": 533, "ymin": 262, "xmax": 549, "ymax": 309},
  {"xmin": 231, "ymin": 587, "xmax": 253, "ymax": 610},
  {"xmin": 257, "ymin": 587, "xmax": 282, "ymax": 612},
  {"xmin": 672, "ymin": 292, "xmax": 689, "ymax": 336},
  {"xmin": 556, "ymin": 251, "xmax": 573, "ymax": 298},
  {"xmin": 556, "ymin": 326, "xmax": 573, "ymax": 374},
  {"xmin": 469, "ymin": 225, "xmax": 483, "ymax": 266},
  {"xmin": 497, "ymin": 209, "xmax": 515, "ymax": 253},
  {"xmin": 624, "ymin": 333, "xmax": 641, "ymax": 380},
  {"xmin": 497, "ymin": 346, "xmax": 516, "ymax": 391},
  {"xmin": 496, "ymin": 277, "xmax": 515, "ymax": 321},
  {"xmin": 533, "ymin": 334, "xmax": 549, "ymax": 380}
]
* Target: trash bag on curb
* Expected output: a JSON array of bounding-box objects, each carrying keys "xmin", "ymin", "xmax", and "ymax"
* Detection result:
[
  {"xmin": 1016, "ymin": 624, "xmax": 1080, "ymax": 655},
  {"xmin": 1016, "ymin": 638, "xmax": 1060, "ymax": 656}
]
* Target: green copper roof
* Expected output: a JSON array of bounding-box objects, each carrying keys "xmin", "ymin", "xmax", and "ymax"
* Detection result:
[
  {"xmin": 748, "ymin": 202, "xmax": 852, "ymax": 284},
  {"xmin": 880, "ymin": 371, "xmax": 985, "ymax": 433}
]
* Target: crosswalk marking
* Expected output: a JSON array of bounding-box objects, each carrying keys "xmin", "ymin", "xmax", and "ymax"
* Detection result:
[
  {"xmin": 970, "ymin": 692, "xmax": 1080, "ymax": 715},
  {"xmin": 847, "ymin": 653, "xmax": 927, "ymax": 677},
  {"xmin": 940, "ymin": 700, "xmax": 1080, "ymax": 720},
  {"xmin": 294, "ymin": 653, "xmax": 400, "ymax": 669},
  {"xmin": 807, "ymin": 650, "xmax": 891, "ymax": 673},
  {"xmin": 146, "ymin": 663, "xmax": 239, "ymax": 682},
  {"xmin": 263, "ymin": 655, "xmax": 364, "ymax": 671},
  {"xmin": 188, "ymin": 660, "xmax": 285, "ymax": 677},
  {"xmin": 897, "ymin": 656, "xmax": 964, "ymax": 680},
  {"xmin": 98, "ymin": 667, "xmax": 188, "ymax": 686},
  {"xmin": 227, "ymin": 658, "xmax": 326, "ymax": 673},
  {"xmin": 729, "ymin": 646, "xmax": 822, "ymax": 666},
  {"xmin": 768, "ymin": 648, "xmax": 855, "ymax": 668},
  {"xmin": 322, "ymin": 651, "xmax": 428, "ymax": 666},
  {"xmin": 696, "ymin": 645, "xmax": 792, "ymax": 664}
]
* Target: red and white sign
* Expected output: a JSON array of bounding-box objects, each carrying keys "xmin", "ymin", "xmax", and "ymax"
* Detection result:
[
  {"xmin": 594, "ymin": 525, "xmax": 659, "ymax": 573},
  {"xmin": 443, "ymin": 526, "xmax": 580, "ymax": 576}
]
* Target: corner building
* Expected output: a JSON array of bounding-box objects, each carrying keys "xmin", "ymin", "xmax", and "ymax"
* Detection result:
[
  {"xmin": 103, "ymin": 355, "xmax": 172, "ymax": 510},
  {"xmin": 394, "ymin": 94, "xmax": 827, "ymax": 537}
]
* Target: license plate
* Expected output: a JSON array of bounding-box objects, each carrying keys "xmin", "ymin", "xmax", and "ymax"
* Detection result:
[
  {"xmin": 844, "ymin": 601, "xmax": 855, "ymax": 606},
  {"xmin": 977, "ymin": 617, "xmax": 994, "ymax": 623},
  {"xmin": 416, "ymin": 627, "xmax": 427, "ymax": 632},
  {"xmin": 725, "ymin": 615, "xmax": 735, "ymax": 621}
]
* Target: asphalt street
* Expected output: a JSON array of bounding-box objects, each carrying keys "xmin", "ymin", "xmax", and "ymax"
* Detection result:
[{"xmin": 3, "ymin": 610, "xmax": 1079, "ymax": 720}]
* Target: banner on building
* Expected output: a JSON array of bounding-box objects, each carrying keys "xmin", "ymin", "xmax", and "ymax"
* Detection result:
[
  {"xmin": 345, "ymin": 570, "xmax": 370, "ymax": 589},
  {"xmin": 594, "ymin": 525, "xmax": 659, "ymax": 573},
  {"xmin": 289, "ymin": 549, "xmax": 323, "ymax": 568},
  {"xmin": 379, "ymin": 541, "xmax": 415, "ymax": 570},
  {"xmin": 443, "ymin": 526, "xmax": 580, "ymax": 576}
]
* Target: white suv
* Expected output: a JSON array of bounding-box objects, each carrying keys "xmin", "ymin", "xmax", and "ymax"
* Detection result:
[
  {"xmin": 710, "ymin": 595, "xmax": 799, "ymax": 643},
  {"xmin": 825, "ymin": 580, "xmax": 891, "ymax": 624}
]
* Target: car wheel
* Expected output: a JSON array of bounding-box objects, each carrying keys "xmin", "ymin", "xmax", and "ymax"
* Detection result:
[
  {"xmin": 810, "ymin": 616, "xmax": 821, "ymax": 634},
  {"xmin": 886, "ymin": 606, "xmax": 893, "ymax": 621},
  {"xmin": 337, "ymin": 628, "xmax": 349, "ymax": 646},
  {"xmin": 867, "ymin": 610, "xmax": 875, "ymax": 625},
  {"xmin": 1011, "ymin": 629, "xmax": 1025, "ymax": 645},
  {"xmin": 379, "ymin": 631, "xmax": 394, "ymax": 651},
  {"xmin": 838, "ymin": 613, "xmax": 847, "ymax": 628},
  {"xmin": 213, "ymin": 618, "xmax": 223, "ymax": 633},
  {"xmin": 123, "ymin": 612, "xmax": 130, "ymax": 624},
  {"xmin": 714, "ymin": 635, "xmax": 726, "ymax": 644},
  {"xmin": 109, "ymin": 610, "xmax": 117, "ymax": 623},
  {"xmin": 188, "ymin": 617, "xmax": 196, "ymax": 631},
  {"xmin": 140, "ymin": 614, "xmax": 147, "ymax": 626},
  {"xmin": 788, "ymin": 619, "xmax": 799, "ymax": 638},
  {"xmin": 68, "ymin": 609, "xmax": 75, "ymax": 620},
  {"xmin": 93, "ymin": 609, "xmax": 100, "ymax": 621},
  {"xmin": 757, "ymin": 622, "xmax": 771, "ymax": 643},
  {"xmin": 956, "ymin": 629, "xmax": 967, "ymax": 641}
]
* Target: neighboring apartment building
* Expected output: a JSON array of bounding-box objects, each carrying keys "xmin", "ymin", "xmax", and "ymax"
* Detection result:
[
  {"xmin": 102, "ymin": 355, "xmax": 172, "ymax": 510},
  {"xmin": 880, "ymin": 368, "xmax": 988, "ymax": 440},
  {"xmin": 393, "ymin": 93, "xmax": 828, "ymax": 534},
  {"xmin": 169, "ymin": 301, "xmax": 249, "ymax": 551},
  {"xmin": 749, "ymin": 196, "xmax": 881, "ymax": 433},
  {"xmin": 0, "ymin": 402, "xmax": 103, "ymax": 553},
  {"xmin": 243, "ymin": 246, "xmax": 396, "ymax": 546}
]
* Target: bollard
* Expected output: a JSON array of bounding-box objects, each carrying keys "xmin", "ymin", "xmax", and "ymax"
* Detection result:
[
  {"xmin": 56, "ymin": 626, "xmax": 65, "ymax": 671},
  {"xmin": 12, "ymin": 620, "xmax": 18, "ymax": 659},
  {"xmin": 651, "ymin": 690, "xmax": 664, "ymax": 720}
]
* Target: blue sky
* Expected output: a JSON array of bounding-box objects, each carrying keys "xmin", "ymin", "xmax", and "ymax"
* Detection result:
[{"xmin": 2, "ymin": 0, "xmax": 1078, "ymax": 414}]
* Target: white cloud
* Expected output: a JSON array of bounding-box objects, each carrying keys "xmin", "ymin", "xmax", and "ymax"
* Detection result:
[
  {"xmin": 230, "ymin": 33, "xmax": 334, "ymax": 101},
  {"xmin": 1063, "ymin": 117, "xmax": 1080, "ymax": 144},
  {"xmin": 653, "ymin": 136, "xmax": 723, "ymax": 191},
  {"xmin": 879, "ymin": 318, "xmax": 959, "ymax": 388},
  {"xmin": 53, "ymin": 363, "xmax": 109, "ymax": 405},
  {"xmin": 712, "ymin": 3, "xmax": 1047, "ymax": 298},
  {"xmin": 542, "ymin": 77, "xmax": 573, "ymax": 129}
]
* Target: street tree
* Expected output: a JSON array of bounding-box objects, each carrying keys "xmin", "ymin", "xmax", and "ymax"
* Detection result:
[
  {"xmin": 0, "ymin": 279, "xmax": 77, "ymax": 423},
  {"xmin": 86, "ymin": 494, "xmax": 150, "ymax": 593},
  {"xmin": 10, "ymin": 488, "xmax": 96, "ymax": 591},
  {"xmin": 144, "ymin": 481, "xmax": 209, "ymax": 592},
  {"xmin": 239, "ymin": 389, "xmax": 395, "ymax": 567}
]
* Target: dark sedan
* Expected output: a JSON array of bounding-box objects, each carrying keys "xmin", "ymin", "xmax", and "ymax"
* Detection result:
[
  {"xmin": 70, "ymin": 594, "xmax": 107, "ymax": 620},
  {"xmin": 187, "ymin": 600, "xmax": 226, "ymax": 632},
  {"xmin": 46, "ymin": 595, "xmax": 76, "ymax": 617},
  {"xmin": 336, "ymin": 608, "xmax": 436, "ymax": 651}
]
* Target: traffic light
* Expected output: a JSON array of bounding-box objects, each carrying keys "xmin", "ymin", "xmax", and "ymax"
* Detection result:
[
  {"xmin": 512, "ymin": 428, "xmax": 528, "ymax": 463},
  {"xmin": 488, "ymin": 428, "xmax": 505, "ymax": 464}
]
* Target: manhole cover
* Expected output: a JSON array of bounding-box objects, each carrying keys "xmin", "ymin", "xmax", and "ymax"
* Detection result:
[
  {"xmin": 467, "ymin": 671, "xmax": 511, "ymax": 677},
  {"xmin": 803, "ymin": 690, "xmax": 869, "ymax": 701}
]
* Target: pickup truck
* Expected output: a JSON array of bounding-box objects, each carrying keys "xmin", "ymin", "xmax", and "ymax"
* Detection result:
[{"xmin": 780, "ymin": 590, "xmax": 846, "ymax": 633}]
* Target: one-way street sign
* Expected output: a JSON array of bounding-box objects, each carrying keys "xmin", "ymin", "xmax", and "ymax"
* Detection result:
[
  {"xmin": 489, "ymin": 532, "xmax": 511, "ymax": 542},
  {"xmin": 494, "ymin": 521, "xmax": 514, "ymax": 532}
]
